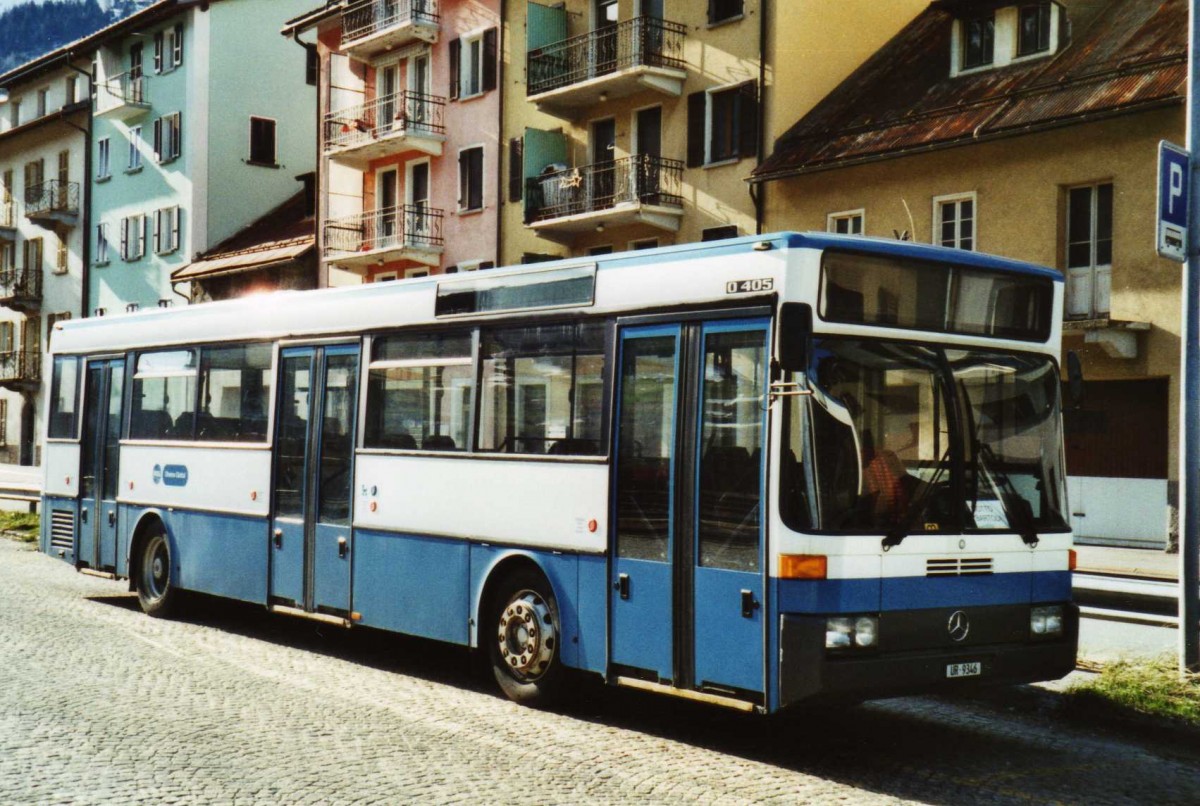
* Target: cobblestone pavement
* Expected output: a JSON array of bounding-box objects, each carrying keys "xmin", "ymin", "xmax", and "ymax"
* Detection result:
[{"xmin": 2, "ymin": 539, "xmax": 1199, "ymax": 805}]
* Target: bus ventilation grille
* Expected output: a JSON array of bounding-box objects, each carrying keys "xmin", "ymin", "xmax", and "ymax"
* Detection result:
[
  {"xmin": 926, "ymin": 557, "xmax": 993, "ymax": 577},
  {"xmin": 49, "ymin": 510, "xmax": 75, "ymax": 552}
]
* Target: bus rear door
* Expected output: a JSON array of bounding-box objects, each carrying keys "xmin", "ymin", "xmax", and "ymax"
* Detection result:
[
  {"xmin": 78, "ymin": 357, "xmax": 125, "ymax": 572},
  {"xmin": 610, "ymin": 317, "xmax": 768, "ymax": 698},
  {"xmin": 270, "ymin": 345, "xmax": 360, "ymax": 616}
]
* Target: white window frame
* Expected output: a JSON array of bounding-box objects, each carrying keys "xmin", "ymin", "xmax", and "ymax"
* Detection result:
[
  {"xmin": 459, "ymin": 30, "xmax": 486, "ymax": 99},
  {"xmin": 703, "ymin": 81, "xmax": 745, "ymax": 167},
  {"xmin": 36, "ymin": 88, "xmax": 48, "ymax": 118},
  {"xmin": 1065, "ymin": 182, "xmax": 1113, "ymax": 320},
  {"xmin": 156, "ymin": 112, "xmax": 181, "ymax": 164},
  {"xmin": 121, "ymin": 215, "xmax": 147, "ymax": 261},
  {"xmin": 97, "ymin": 137, "xmax": 111, "ymax": 180},
  {"xmin": 127, "ymin": 126, "xmax": 143, "ymax": 172},
  {"xmin": 950, "ymin": 3, "xmax": 1061, "ymax": 77},
  {"xmin": 457, "ymin": 144, "xmax": 485, "ymax": 213},
  {"xmin": 932, "ymin": 192, "xmax": 977, "ymax": 251},
  {"xmin": 826, "ymin": 209, "xmax": 865, "ymax": 235},
  {"xmin": 154, "ymin": 206, "xmax": 181, "ymax": 255}
]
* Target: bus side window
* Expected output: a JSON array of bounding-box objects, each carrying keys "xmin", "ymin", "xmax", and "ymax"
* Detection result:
[{"xmin": 365, "ymin": 331, "xmax": 473, "ymax": 452}]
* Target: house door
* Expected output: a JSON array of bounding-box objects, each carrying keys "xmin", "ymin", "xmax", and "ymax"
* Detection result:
[
  {"xmin": 409, "ymin": 53, "xmax": 431, "ymax": 127},
  {"xmin": 270, "ymin": 345, "xmax": 361, "ymax": 616},
  {"xmin": 591, "ymin": 118, "xmax": 616, "ymax": 210},
  {"xmin": 78, "ymin": 358, "xmax": 125, "ymax": 572},
  {"xmin": 634, "ymin": 106, "xmax": 662, "ymax": 203},
  {"xmin": 407, "ymin": 161, "xmax": 430, "ymax": 238},
  {"xmin": 378, "ymin": 169, "xmax": 398, "ymax": 245},
  {"xmin": 378, "ymin": 65, "xmax": 399, "ymax": 132},
  {"xmin": 610, "ymin": 318, "xmax": 769, "ymax": 697}
]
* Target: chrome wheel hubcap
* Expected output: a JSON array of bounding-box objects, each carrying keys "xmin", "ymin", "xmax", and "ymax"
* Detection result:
[{"xmin": 497, "ymin": 590, "xmax": 556, "ymax": 681}]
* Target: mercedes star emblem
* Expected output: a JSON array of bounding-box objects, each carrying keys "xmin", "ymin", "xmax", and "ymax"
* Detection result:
[{"xmin": 947, "ymin": 610, "xmax": 970, "ymax": 642}]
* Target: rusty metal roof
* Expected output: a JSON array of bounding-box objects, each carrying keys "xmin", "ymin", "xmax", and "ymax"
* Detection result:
[{"xmin": 752, "ymin": 0, "xmax": 1186, "ymax": 182}]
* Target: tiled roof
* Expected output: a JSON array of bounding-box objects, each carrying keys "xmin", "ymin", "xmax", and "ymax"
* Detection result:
[
  {"xmin": 172, "ymin": 191, "xmax": 315, "ymax": 281},
  {"xmin": 752, "ymin": 0, "xmax": 1186, "ymax": 182}
]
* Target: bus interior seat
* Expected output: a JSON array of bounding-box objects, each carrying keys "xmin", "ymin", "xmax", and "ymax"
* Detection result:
[
  {"xmin": 134, "ymin": 409, "xmax": 174, "ymax": 439},
  {"xmin": 547, "ymin": 437, "xmax": 593, "ymax": 455},
  {"xmin": 422, "ymin": 434, "xmax": 456, "ymax": 451},
  {"xmin": 386, "ymin": 432, "xmax": 417, "ymax": 449},
  {"xmin": 702, "ymin": 445, "xmax": 756, "ymax": 492}
]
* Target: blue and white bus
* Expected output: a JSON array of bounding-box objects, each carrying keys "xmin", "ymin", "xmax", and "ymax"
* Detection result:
[{"xmin": 40, "ymin": 233, "xmax": 1077, "ymax": 712}]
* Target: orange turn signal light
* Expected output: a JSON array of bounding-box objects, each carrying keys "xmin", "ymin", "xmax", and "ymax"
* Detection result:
[
  {"xmin": 1068, "ymin": 549, "xmax": 1077, "ymax": 571},
  {"xmin": 779, "ymin": 554, "xmax": 827, "ymax": 579}
]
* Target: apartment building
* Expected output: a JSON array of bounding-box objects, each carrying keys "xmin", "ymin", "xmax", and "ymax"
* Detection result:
[
  {"xmin": 90, "ymin": 0, "xmax": 316, "ymax": 314},
  {"xmin": 0, "ymin": 54, "xmax": 91, "ymax": 465},
  {"xmin": 753, "ymin": 0, "xmax": 1185, "ymax": 548},
  {"xmin": 285, "ymin": 0, "xmax": 502, "ymax": 283}
]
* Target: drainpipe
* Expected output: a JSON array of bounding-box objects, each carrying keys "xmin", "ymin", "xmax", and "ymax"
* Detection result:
[
  {"xmin": 64, "ymin": 56, "xmax": 93, "ymax": 319},
  {"xmin": 496, "ymin": 0, "xmax": 506, "ymax": 268},
  {"xmin": 289, "ymin": 27, "xmax": 322, "ymax": 286},
  {"xmin": 752, "ymin": 0, "xmax": 767, "ymax": 235}
]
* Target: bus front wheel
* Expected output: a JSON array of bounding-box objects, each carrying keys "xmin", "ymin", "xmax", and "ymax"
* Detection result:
[
  {"xmin": 488, "ymin": 569, "xmax": 564, "ymax": 706},
  {"xmin": 136, "ymin": 528, "xmax": 180, "ymax": 618}
]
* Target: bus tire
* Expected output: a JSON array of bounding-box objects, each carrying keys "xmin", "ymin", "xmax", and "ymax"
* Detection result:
[
  {"xmin": 136, "ymin": 527, "xmax": 180, "ymax": 618},
  {"xmin": 488, "ymin": 568, "xmax": 564, "ymax": 706}
]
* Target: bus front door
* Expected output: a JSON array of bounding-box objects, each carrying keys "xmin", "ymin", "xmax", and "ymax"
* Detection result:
[
  {"xmin": 611, "ymin": 319, "xmax": 768, "ymax": 698},
  {"xmin": 78, "ymin": 358, "xmax": 125, "ymax": 573},
  {"xmin": 270, "ymin": 345, "xmax": 361, "ymax": 616}
]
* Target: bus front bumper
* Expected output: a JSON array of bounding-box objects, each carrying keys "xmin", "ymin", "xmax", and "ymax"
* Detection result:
[{"xmin": 777, "ymin": 605, "xmax": 1079, "ymax": 708}]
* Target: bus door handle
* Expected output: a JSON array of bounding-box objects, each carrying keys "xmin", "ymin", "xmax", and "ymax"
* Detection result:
[
  {"xmin": 81, "ymin": 508, "xmax": 88, "ymax": 524},
  {"xmin": 337, "ymin": 536, "xmax": 348, "ymax": 559},
  {"xmin": 108, "ymin": 510, "xmax": 116, "ymax": 527},
  {"xmin": 273, "ymin": 528, "xmax": 283, "ymax": 549},
  {"xmin": 741, "ymin": 589, "xmax": 759, "ymax": 618},
  {"xmin": 615, "ymin": 573, "xmax": 630, "ymax": 600}
]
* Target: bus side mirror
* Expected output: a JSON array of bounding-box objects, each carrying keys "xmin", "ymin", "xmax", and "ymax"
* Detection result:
[
  {"xmin": 1066, "ymin": 351, "xmax": 1084, "ymax": 410},
  {"xmin": 778, "ymin": 303, "xmax": 812, "ymax": 372}
]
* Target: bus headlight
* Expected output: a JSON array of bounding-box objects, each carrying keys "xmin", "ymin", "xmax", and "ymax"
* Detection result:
[
  {"xmin": 1030, "ymin": 605, "xmax": 1064, "ymax": 637},
  {"xmin": 825, "ymin": 615, "xmax": 879, "ymax": 649}
]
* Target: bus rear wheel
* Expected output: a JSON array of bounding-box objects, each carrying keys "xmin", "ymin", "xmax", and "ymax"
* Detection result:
[
  {"xmin": 136, "ymin": 528, "xmax": 180, "ymax": 618},
  {"xmin": 488, "ymin": 569, "xmax": 564, "ymax": 706}
]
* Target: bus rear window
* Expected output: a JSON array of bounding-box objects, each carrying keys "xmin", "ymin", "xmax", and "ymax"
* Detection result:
[
  {"xmin": 48, "ymin": 356, "xmax": 80, "ymax": 439},
  {"xmin": 820, "ymin": 251, "xmax": 1053, "ymax": 341}
]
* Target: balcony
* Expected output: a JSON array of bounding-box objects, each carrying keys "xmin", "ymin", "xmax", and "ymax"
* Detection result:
[
  {"xmin": 0, "ymin": 350, "xmax": 41, "ymax": 390},
  {"xmin": 0, "ymin": 266, "xmax": 42, "ymax": 314},
  {"xmin": 0, "ymin": 199, "xmax": 15, "ymax": 239},
  {"xmin": 323, "ymin": 204, "xmax": 444, "ymax": 269},
  {"xmin": 525, "ymin": 155, "xmax": 684, "ymax": 236},
  {"xmin": 25, "ymin": 181, "xmax": 80, "ymax": 228},
  {"xmin": 96, "ymin": 72, "xmax": 150, "ymax": 121},
  {"xmin": 324, "ymin": 91, "xmax": 446, "ymax": 168},
  {"xmin": 342, "ymin": 0, "xmax": 439, "ymax": 62},
  {"xmin": 527, "ymin": 17, "xmax": 686, "ymax": 114}
]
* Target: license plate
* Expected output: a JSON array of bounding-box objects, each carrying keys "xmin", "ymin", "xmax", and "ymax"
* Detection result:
[{"xmin": 946, "ymin": 661, "xmax": 982, "ymax": 679}]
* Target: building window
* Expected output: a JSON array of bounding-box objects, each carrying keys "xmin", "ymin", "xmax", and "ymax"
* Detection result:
[
  {"xmin": 36, "ymin": 89, "xmax": 47, "ymax": 117},
  {"xmin": 55, "ymin": 234, "xmax": 68, "ymax": 274},
  {"xmin": 128, "ymin": 126, "xmax": 143, "ymax": 171},
  {"xmin": 9, "ymin": 99, "xmax": 20, "ymax": 128},
  {"xmin": 23, "ymin": 238, "xmax": 43, "ymax": 273},
  {"xmin": 688, "ymin": 82, "xmax": 758, "ymax": 167},
  {"xmin": 702, "ymin": 225, "xmax": 739, "ymax": 242},
  {"xmin": 65, "ymin": 76, "xmax": 77, "ymax": 106},
  {"xmin": 963, "ymin": 15, "xmax": 995, "ymax": 68},
  {"xmin": 630, "ymin": 238, "xmax": 658, "ymax": 250},
  {"xmin": 249, "ymin": 117, "xmax": 277, "ymax": 166},
  {"xmin": 934, "ymin": 193, "xmax": 975, "ymax": 250},
  {"xmin": 449, "ymin": 28, "xmax": 497, "ymax": 100},
  {"xmin": 708, "ymin": 0, "xmax": 743, "ymax": 24},
  {"xmin": 154, "ymin": 206, "xmax": 181, "ymax": 254},
  {"xmin": 458, "ymin": 146, "xmax": 484, "ymax": 211},
  {"xmin": 588, "ymin": 245, "xmax": 614, "ymax": 256},
  {"xmin": 172, "ymin": 23, "xmax": 184, "ymax": 67},
  {"xmin": 24, "ymin": 158, "xmax": 44, "ymax": 198},
  {"xmin": 154, "ymin": 112, "xmax": 182, "ymax": 163},
  {"xmin": 1018, "ymin": 3, "xmax": 1052, "ymax": 56},
  {"xmin": 1065, "ymin": 183, "xmax": 1112, "ymax": 319},
  {"xmin": 97, "ymin": 137, "xmax": 111, "ymax": 179},
  {"xmin": 121, "ymin": 215, "xmax": 147, "ymax": 261},
  {"xmin": 827, "ymin": 210, "xmax": 864, "ymax": 235},
  {"xmin": 96, "ymin": 222, "xmax": 110, "ymax": 264}
]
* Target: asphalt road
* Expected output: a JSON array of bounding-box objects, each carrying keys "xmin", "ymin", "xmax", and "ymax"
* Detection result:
[{"xmin": 2, "ymin": 538, "xmax": 1198, "ymax": 805}]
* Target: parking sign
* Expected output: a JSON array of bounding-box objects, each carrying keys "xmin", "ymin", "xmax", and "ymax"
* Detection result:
[{"xmin": 1158, "ymin": 140, "xmax": 1190, "ymax": 262}]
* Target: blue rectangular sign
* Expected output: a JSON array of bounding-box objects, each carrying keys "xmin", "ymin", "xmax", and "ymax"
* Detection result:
[{"xmin": 1158, "ymin": 140, "xmax": 1189, "ymax": 262}]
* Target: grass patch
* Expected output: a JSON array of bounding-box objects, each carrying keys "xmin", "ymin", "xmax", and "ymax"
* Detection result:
[
  {"xmin": 0, "ymin": 510, "xmax": 39, "ymax": 543},
  {"xmin": 1069, "ymin": 657, "xmax": 1200, "ymax": 728}
]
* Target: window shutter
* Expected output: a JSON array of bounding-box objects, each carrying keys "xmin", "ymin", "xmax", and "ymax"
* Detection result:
[
  {"xmin": 483, "ymin": 28, "xmax": 498, "ymax": 92},
  {"xmin": 508, "ymin": 137, "xmax": 523, "ymax": 202},
  {"xmin": 449, "ymin": 38, "xmax": 461, "ymax": 100},
  {"xmin": 686, "ymin": 91, "xmax": 706, "ymax": 168},
  {"xmin": 172, "ymin": 207, "xmax": 181, "ymax": 251},
  {"xmin": 458, "ymin": 149, "xmax": 467, "ymax": 207},
  {"xmin": 154, "ymin": 32, "xmax": 163, "ymax": 73},
  {"xmin": 174, "ymin": 23, "xmax": 184, "ymax": 65},
  {"xmin": 153, "ymin": 210, "xmax": 162, "ymax": 254},
  {"xmin": 139, "ymin": 215, "xmax": 148, "ymax": 257},
  {"xmin": 153, "ymin": 118, "xmax": 162, "ymax": 162},
  {"xmin": 737, "ymin": 82, "xmax": 759, "ymax": 159},
  {"xmin": 120, "ymin": 218, "xmax": 129, "ymax": 260}
]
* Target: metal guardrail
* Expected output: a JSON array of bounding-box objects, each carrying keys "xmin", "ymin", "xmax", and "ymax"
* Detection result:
[
  {"xmin": 343, "ymin": 0, "xmax": 439, "ymax": 45},
  {"xmin": 324, "ymin": 204, "xmax": 445, "ymax": 254},
  {"xmin": 24, "ymin": 180, "xmax": 80, "ymax": 217},
  {"xmin": 524, "ymin": 155, "xmax": 683, "ymax": 223},
  {"xmin": 0, "ymin": 350, "xmax": 41, "ymax": 384},
  {"xmin": 325, "ymin": 91, "xmax": 446, "ymax": 151},
  {"xmin": 528, "ymin": 16, "xmax": 686, "ymax": 96},
  {"xmin": 0, "ymin": 265, "xmax": 42, "ymax": 306}
]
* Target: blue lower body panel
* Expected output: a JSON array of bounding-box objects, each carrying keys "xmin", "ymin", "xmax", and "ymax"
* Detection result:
[{"xmin": 41, "ymin": 496, "xmax": 79, "ymax": 566}]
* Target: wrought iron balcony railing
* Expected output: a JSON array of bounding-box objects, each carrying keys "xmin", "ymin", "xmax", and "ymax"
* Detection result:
[
  {"xmin": 343, "ymin": 0, "xmax": 439, "ymax": 46},
  {"xmin": 325, "ymin": 91, "xmax": 446, "ymax": 151},
  {"xmin": 0, "ymin": 350, "xmax": 41, "ymax": 385},
  {"xmin": 525, "ymin": 155, "xmax": 683, "ymax": 224},
  {"xmin": 324, "ymin": 204, "xmax": 444, "ymax": 255},
  {"xmin": 528, "ymin": 16, "xmax": 686, "ymax": 97},
  {"xmin": 98, "ymin": 71, "xmax": 148, "ymax": 110},
  {"xmin": 0, "ymin": 266, "xmax": 43, "ymax": 307},
  {"xmin": 24, "ymin": 180, "xmax": 80, "ymax": 218}
]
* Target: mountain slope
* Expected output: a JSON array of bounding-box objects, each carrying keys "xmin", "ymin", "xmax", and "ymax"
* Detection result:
[{"xmin": 0, "ymin": 0, "xmax": 153, "ymax": 75}]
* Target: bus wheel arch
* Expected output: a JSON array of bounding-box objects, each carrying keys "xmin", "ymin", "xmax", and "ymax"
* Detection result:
[
  {"xmin": 129, "ymin": 513, "xmax": 181, "ymax": 618},
  {"xmin": 479, "ymin": 556, "xmax": 565, "ymax": 706}
]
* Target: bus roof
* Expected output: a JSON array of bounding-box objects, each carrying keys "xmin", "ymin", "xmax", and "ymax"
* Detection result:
[{"xmin": 52, "ymin": 232, "xmax": 1062, "ymax": 355}]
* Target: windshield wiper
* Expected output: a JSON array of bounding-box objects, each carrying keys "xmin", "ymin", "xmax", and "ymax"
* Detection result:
[
  {"xmin": 975, "ymin": 444, "xmax": 1039, "ymax": 547},
  {"xmin": 882, "ymin": 445, "xmax": 952, "ymax": 551}
]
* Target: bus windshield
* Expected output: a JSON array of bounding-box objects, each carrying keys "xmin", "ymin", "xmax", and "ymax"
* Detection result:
[{"xmin": 784, "ymin": 338, "xmax": 1069, "ymax": 537}]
